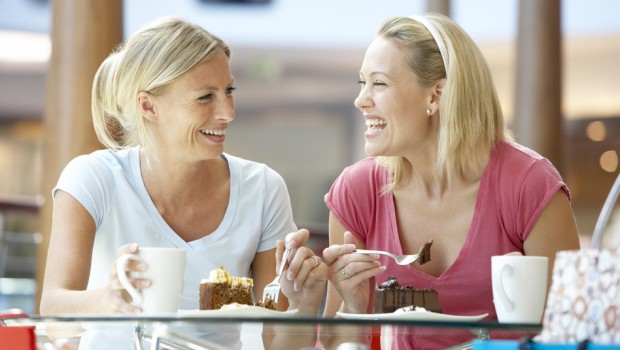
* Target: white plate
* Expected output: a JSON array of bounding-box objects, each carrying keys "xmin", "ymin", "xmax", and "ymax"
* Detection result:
[
  {"xmin": 178, "ymin": 305, "xmax": 298, "ymax": 318},
  {"xmin": 336, "ymin": 310, "xmax": 488, "ymax": 322}
]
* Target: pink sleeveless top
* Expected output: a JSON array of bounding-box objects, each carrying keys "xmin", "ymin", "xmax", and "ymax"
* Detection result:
[{"xmin": 325, "ymin": 141, "xmax": 569, "ymax": 319}]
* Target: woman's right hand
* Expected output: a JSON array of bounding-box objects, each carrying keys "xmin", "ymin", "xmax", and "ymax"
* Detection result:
[
  {"xmin": 107, "ymin": 243, "xmax": 149, "ymax": 314},
  {"xmin": 322, "ymin": 231, "xmax": 385, "ymax": 314},
  {"xmin": 278, "ymin": 229, "xmax": 327, "ymax": 315}
]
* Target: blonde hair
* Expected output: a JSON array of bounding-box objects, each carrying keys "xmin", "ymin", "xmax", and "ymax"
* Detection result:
[
  {"xmin": 91, "ymin": 18, "xmax": 230, "ymax": 152},
  {"xmin": 375, "ymin": 13, "xmax": 508, "ymax": 192}
]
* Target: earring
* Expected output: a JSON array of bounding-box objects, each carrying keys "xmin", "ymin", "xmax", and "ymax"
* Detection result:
[{"xmin": 426, "ymin": 108, "xmax": 432, "ymax": 115}]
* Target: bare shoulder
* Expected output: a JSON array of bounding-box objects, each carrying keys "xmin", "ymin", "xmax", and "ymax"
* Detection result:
[{"xmin": 524, "ymin": 190, "xmax": 580, "ymax": 256}]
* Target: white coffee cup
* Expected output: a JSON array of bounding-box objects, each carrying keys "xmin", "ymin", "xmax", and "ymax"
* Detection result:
[
  {"xmin": 116, "ymin": 247, "xmax": 186, "ymax": 315},
  {"xmin": 491, "ymin": 254, "xmax": 548, "ymax": 323}
]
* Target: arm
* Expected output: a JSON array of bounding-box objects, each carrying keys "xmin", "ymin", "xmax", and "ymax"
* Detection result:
[
  {"xmin": 260, "ymin": 229, "xmax": 327, "ymax": 350},
  {"xmin": 40, "ymin": 190, "xmax": 140, "ymax": 315},
  {"xmin": 323, "ymin": 212, "xmax": 346, "ymax": 318},
  {"xmin": 323, "ymin": 213, "xmax": 385, "ymax": 315},
  {"xmin": 523, "ymin": 190, "xmax": 580, "ymax": 289},
  {"xmin": 320, "ymin": 213, "xmax": 384, "ymax": 349},
  {"xmin": 278, "ymin": 229, "xmax": 326, "ymax": 315},
  {"xmin": 324, "ymin": 213, "xmax": 367, "ymax": 316},
  {"xmin": 251, "ymin": 247, "xmax": 289, "ymax": 311}
]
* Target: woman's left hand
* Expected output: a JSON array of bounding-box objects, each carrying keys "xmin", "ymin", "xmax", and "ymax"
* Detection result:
[{"xmin": 277, "ymin": 229, "xmax": 327, "ymax": 315}]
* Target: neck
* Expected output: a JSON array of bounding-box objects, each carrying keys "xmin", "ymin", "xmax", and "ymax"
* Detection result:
[
  {"xmin": 140, "ymin": 149, "xmax": 228, "ymax": 204},
  {"xmin": 399, "ymin": 139, "xmax": 440, "ymax": 196}
]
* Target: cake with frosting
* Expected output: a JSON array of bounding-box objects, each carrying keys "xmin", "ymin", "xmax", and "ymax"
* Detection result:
[
  {"xmin": 199, "ymin": 266, "xmax": 254, "ymax": 310},
  {"xmin": 199, "ymin": 266, "xmax": 278, "ymax": 310},
  {"xmin": 373, "ymin": 276, "xmax": 441, "ymax": 313}
]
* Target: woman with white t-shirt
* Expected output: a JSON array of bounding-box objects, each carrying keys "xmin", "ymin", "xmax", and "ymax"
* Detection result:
[{"xmin": 39, "ymin": 17, "xmax": 326, "ymax": 350}]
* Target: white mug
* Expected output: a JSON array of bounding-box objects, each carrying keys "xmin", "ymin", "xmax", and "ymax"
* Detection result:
[
  {"xmin": 116, "ymin": 247, "xmax": 186, "ymax": 315},
  {"xmin": 491, "ymin": 254, "xmax": 548, "ymax": 323}
]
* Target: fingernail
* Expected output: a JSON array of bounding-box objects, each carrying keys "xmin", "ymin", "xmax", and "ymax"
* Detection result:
[
  {"xmin": 287, "ymin": 271, "xmax": 294, "ymax": 280},
  {"xmin": 130, "ymin": 243, "xmax": 138, "ymax": 251},
  {"xmin": 141, "ymin": 280, "xmax": 151, "ymax": 287},
  {"xmin": 132, "ymin": 307, "xmax": 142, "ymax": 314},
  {"xmin": 285, "ymin": 232, "xmax": 295, "ymax": 242},
  {"xmin": 371, "ymin": 254, "xmax": 380, "ymax": 259},
  {"xmin": 136, "ymin": 263, "xmax": 146, "ymax": 271},
  {"xmin": 294, "ymin": 283, "xmax": 299, "ymax": 292}
]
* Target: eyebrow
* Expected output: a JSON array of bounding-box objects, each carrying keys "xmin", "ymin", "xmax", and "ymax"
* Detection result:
[
  {"xmin": 360, "ymin": 71, "xmax": 390, "ymax": 78},
  {"xmin": 194, "ymin": 79, "xmax": 236, "ymax": 91}
]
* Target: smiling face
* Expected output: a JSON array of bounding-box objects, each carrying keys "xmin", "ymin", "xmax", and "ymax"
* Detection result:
[
  {"xmin": 355, "ymin": 37, "xmax": 437, "ymax": 158},
  {"xmin": 141, "ymin": 50, "xmax": 235, "ymax": 162}
]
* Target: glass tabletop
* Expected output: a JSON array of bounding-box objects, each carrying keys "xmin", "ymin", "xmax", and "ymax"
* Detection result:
[{"xmin": 3, "ymin": 312, "xmax": 542, "ymax": 350}]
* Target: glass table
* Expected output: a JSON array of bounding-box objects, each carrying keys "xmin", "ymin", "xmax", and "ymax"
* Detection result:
[{"xmin": 2, "ymin": 311, "xmax": 542, "ymax": 350}]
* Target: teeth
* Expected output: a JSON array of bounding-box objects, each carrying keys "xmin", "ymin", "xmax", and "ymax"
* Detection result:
[
  {"xmin": 200, "ymin": 129, "xmax": 226, "ymax": 136},
  {"xmin": 365, "ymin": 119, "xmax": 387, "ymax": 127}
]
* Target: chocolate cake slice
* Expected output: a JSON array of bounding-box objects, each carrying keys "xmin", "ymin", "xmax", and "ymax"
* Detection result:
[{"xmin": 373, "ymin": 276, "xmax": 441, "ymax": 313}]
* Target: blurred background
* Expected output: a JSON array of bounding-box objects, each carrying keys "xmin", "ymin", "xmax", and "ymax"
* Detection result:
[{"xmin": 0, "ymin": 0, "xmax": 618, "ymax": 315}]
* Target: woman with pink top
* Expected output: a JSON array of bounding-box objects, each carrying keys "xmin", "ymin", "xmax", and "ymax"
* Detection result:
[{"xmin": 320, "ymin": 13, "xmax": 580, "ymax": 349}]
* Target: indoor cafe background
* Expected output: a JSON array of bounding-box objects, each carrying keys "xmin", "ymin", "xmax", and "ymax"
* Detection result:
[{"xmin": 0, "ymin": 0, "xmax": 618, "ymax": 314}]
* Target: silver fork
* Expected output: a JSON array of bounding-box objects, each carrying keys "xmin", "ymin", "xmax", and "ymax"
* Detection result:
[
  {"xmin": 261, "ymin": 248, "xmax": 291, "ymax": 304},
  {"xmin": 355, "ymin": 240, "xmax": 433, "ymax": 266}
]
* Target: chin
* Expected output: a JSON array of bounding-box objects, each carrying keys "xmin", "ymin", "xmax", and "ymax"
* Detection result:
[
  {"xmin": 201, "ymin": 149, "xmax": 224, "ymax": 161},
  {"xmin": 364, "ymin": 147, "xmax": 382, "ymax": 157}
]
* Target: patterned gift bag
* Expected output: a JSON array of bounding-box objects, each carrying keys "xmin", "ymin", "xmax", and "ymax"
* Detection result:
[{"xmin": 539, "ymin": 249, "xmax": 620, "ymax": 344}]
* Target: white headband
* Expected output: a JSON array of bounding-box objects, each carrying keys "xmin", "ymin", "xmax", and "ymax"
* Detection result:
[{"xmin": 410, "ymin": 15, "xmax": 448, "ymax": 69}]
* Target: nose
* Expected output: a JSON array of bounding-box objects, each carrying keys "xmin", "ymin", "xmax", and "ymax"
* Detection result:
[
  {"xmin": 354, "ymin": 85, "xmax": 373, "ymax": 112},
  {"xmin": 217, "ymin": 96, "xmax": 235, "ymax": 122}
]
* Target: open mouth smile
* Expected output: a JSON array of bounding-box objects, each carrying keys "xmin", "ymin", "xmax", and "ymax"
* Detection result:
[
  {"xmin": 365, "ymin": 118, "xmax": 387, "ymax": 136},
  {"xmin": 199, "ymin": 128, "xmax": 226, "ymax": 136}
]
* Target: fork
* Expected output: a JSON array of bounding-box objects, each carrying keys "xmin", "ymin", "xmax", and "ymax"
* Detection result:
[
  {"xmin": 355, "ymin": 240, "xmax": 433, "ymax": 265},
  {"xmin": 261, "ymin": 248, "xmax": 291, "ymax": 304}
]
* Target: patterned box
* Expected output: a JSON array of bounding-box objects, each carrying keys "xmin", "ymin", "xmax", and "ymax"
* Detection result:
[{"xmin": 539, "ymin": 249, "xmax": 620, "ymax": 344}]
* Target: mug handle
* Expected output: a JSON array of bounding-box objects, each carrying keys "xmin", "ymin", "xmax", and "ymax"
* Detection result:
[
  {"xmin": 494, "ymin": 264, "xmax": 515, "ymax": 312},
  {"xmin": 116, "ymin": 254, "xmax": 144, "ymax": 306}
]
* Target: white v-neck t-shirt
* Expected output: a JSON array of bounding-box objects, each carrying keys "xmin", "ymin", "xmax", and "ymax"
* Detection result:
[{"xmin": 53, "ymin": 147, "xmax": 297, "ymax": 349}]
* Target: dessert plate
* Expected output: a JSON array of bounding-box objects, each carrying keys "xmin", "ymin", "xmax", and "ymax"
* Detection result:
[
  {"xmin": 178, "ymin": 305, "xmax": 298, "ymax": 318},
  {"xmin": 335, "ymin": 310, "xmax": 488, "ymax": 322}
]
